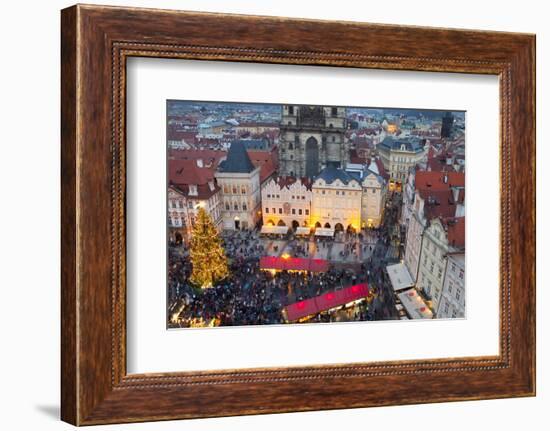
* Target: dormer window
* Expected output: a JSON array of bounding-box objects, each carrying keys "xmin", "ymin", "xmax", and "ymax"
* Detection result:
[{"xmin": 189, "ymin": 185, "xmax": 198, "ymax": 196}]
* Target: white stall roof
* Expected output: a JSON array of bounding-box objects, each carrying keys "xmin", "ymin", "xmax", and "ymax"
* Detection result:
[
  {"xmin": 295, "ymin": 227, "xmax": 311, "ymax": 236},
  {"xmin": 260, "ymin": 225, "xmax": 289, "ymax": 235},
  {"xmin": 314, "ymin": 228, "xmax": 335, "ymax": 237},
  {"xmin": 397, "ymin": 289, "xmax": 433, "ymax": 319},
  {"xmin": 386, "ymin": 263, "xmax": 415, "ymax": 292}
]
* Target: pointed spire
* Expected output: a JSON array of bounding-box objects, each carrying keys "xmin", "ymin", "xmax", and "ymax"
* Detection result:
[{"xmin": 220, "ymin": 141, "xmax": 255, "ymax": 173}]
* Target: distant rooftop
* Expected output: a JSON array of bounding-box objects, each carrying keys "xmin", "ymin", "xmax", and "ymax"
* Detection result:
[{"xmin": 379, "ymin": 136, "xmax": 424, "ymax": 153}]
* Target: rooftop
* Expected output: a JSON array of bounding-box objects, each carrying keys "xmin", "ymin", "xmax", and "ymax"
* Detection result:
[{"xmin": 218, "ymin": 141, "xmax": 256, "ymax": 174}]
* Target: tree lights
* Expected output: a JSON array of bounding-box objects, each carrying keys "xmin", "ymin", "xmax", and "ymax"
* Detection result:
[{"xmin": 189, "ymin": 207, "xmax": 229, "ymax": 288}]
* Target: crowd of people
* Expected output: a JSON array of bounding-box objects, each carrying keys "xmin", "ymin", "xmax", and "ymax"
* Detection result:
[{"xmin": 168, "ymin": 192, "xmax": 404, "ymax": 328}]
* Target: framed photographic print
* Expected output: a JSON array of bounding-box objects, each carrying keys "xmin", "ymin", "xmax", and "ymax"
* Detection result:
[{"xmin": 61, "ymin": 4, "xmax": 536, "ymax": 425}]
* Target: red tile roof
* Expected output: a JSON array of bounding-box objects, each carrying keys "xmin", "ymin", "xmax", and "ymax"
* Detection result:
[
  {"xmin": 247, "ymin": 149, "xmax": 278, "ymax": 184},
  {"xmin": 415, "ymin": 171, "xmax": 464, "ymax": 191},
  {"xmin": 168, "ymin": 159, "xmax": 221, "ymax": 200},
  {"xmin": 445, "ymin": 217, "xmax": 465, "ymax": 249}
]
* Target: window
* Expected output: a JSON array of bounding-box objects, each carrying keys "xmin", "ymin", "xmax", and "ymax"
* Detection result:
[
  {"xmin": 234, "ymin": 203, "xmax": 239, "ymax": 211},
  {"xmin": 288, "ymin": 143, "xmax": 293, "ymax": 150},
  {"xmin": 451, "ymin": 309, "xmax": 457, "ymax": 318},
  {"xmin": 451, "ymin": 263, "xmax": 456, "ymax": 272},
  {"xmin": 288, "ymin": 106, "xmax": 294, "ymax": 115},
  {"xmin": 232, "ymin": 186, "xmax": 237, "ymax": 194},
  {"xmin": 332, "ymin": 136, "xmax": 336, "ymax": 142},
  {"xmin": 305, "ymin": 209, "xmax": 309, "ymax": 215},
  {"xmin": 225, "ymin": 203, "xmax": 230, "ymax": 211},
  {"xmin": 265, "ymin": 208, "xmax": 269, "ymax": 213},
  {"xmin": 372, "ymin": 189, "xmax": 376, "ymax": 193},
  {"xmin": 241, "ymin": 186, "xmax": 246, "ymax": 194},
  {"xmin": 455, "ymin": 290, "xmax": 461, "ymax": 301},
  {"xmin": 188, "ymin": 201, "xmax": 193, "ymax": 209},
  {"xmin": 267, "ymin": 194, "xmax": 271, "ymax": 198},
  {"xmin": 444, "ymin": 302, "xmax": 449, "ymax": 314},
  {"xmin": 242, "ymin": 203, "xmax": 247, "ymax": 211},
  {"xmin": 272, "ymin": 208, "xmax": 276, "ymax": 214},
  {"xmin": 459, "ymin": 270, "xmax": 464, "ymax": 280},
  {"xmin": 291, "ymin": 209, "xmax": 296, "ymax": 215},
  {"xmin": 437, "ymin": 267, "xmax": 443, "ymax": 279},
  {"xmin": 342, "ymin": 191, "xmax": 345, "ymax": 196},
  {"xmin": 278, "ymin": 208, "xmax": 282, "ymax": 214},
  {"xmin": 302, "ymin": 196, "xmax": 305, "ymax": 200},
  {"xmin": 336, "ymin": 191, "xmax": 340, "ymax": 195},
  {"xmin": 331, "ymin": 107, "xmax": 337, "ymax": 116},
  {"xmin": 298, "ymin": 209, "xmax": 303, "ymax": 215},
  {"xmin": 448, "ymin": 280, "xmax": 454, "ymax": 292}
]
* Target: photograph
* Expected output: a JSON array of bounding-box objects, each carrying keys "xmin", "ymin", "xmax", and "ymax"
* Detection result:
[{"xmin": 166, "ymin": 101, "xmax": 466, "ymax": 328}]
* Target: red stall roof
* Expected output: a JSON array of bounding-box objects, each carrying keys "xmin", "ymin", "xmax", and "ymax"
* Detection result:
[
  {"xmin": 284, "ymin": 283, "xmax": 369, "ymax": 322},
  {"xmin": 259, "ymin": 256, "xmax": 329, "ymax": 273}
]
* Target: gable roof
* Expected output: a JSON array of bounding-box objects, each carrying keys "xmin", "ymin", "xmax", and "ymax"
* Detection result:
[{"xmin": 315, "ymin": 166, "xmax": 360, "ymax": 185}]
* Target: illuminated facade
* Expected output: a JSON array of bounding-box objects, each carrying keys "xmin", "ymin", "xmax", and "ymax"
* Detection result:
[
  {"xmin": 215, "ymin": 141, "xmax": 261, "ymax": 230},
  {"xmin": 311, "ymin": 166, "xmax": 362, "ymax": 232},
  {"xmin": 261, "ymin": 177, "xmax": 312, "ymax": 229},
  {"xmin": 360, "ymin": 161, "xmax": 387, "ymax": 228}
]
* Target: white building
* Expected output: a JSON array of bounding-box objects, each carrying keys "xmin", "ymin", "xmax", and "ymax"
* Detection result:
[
  {"xmin": 360, "ymin": 160, "xmax": 387, "ymax": 228},
  {"xmin": 215, "ymin": 141, "xmax": 261, "ymax": 230},
  {"xmin": 167, "ymin": 186, "xmax": 189, "ymax": 243},
  {"xmin": 377, "ymin": 136, "xmax": 425, "ymax": 188},
  {"xmin": 403, "ymin": 171, "xmax": 465, "ymax": 283},
  {"xmin": 261, "ymin": 177, "xmax": 312, "ymax": 229},
  {"xmin": 416, "ymin": 217, "xmax": 465, "ymax": 313},
  {"xmin": 311, "ymin": 166, "xmax": 362, "ymax": 232},
  {"xmin": 437, "ymin": 253, "xmax": 465, "ymax": 318}
]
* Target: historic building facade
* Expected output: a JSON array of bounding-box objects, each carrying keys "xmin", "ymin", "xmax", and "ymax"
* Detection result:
[
  {"xmin": 377, "ymin": 136, "xmax": 426, "ymax": 187},
  {"xmin": 215, "ymin": 141, "xmax": 261, "ymax": 230},
  {"xmin": 261, "ymin": 177, "xmax": 312, "ymax": 229},
  {"xmin": 360, "ymin": 161, "xmax": 387, "ymax": 228},
  {"xmin": 311, "ymin": 167, "xmax": 362, "ymax": 232},
  {"xmin": 278, "ymin": 105, "xmax": 350, "ymax": 178},
  {"xmin": 416, "ymin": 217, "xmax": 465, "ymax": 313},
  {"xmin": 167, "ymin": 186, "xmax": 189, "ymax": 244},
  {"xmin": 437, "ymin": 253, "xmax": 465, "ymax": 318}
]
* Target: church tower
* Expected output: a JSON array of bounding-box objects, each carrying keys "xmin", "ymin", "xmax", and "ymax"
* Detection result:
[{"xmin": 278, "ymin": 105, "xmax": 349, "ymax": 178}]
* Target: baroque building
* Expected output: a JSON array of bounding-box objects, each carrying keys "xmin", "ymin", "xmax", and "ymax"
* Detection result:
[
  {"xmin": 377, "ymin": 136, "xmax": 426, "ymax": 187},
  {"xmin": 278, "ymin": 105, "xmax": 350, "ymax": 178},
  {"xmin": 437, "ymin": 253, "xmax": 465, "ymax": 318},
  {"xmin": 311, "ymin": 166, "xmax": 362, "ymax": 232},
  {"xmin": 261, "ymin": 177, "xmax": 312, "ymax": 229}
]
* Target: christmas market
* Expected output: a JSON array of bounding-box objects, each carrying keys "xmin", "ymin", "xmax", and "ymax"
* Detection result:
[
  {"xmin": 259, "ymin": 256, "xmax": 329, "ymax": 273},
  {"xmin": 283, "ymin": 283, "xmax": 370, "ymax": 322}
]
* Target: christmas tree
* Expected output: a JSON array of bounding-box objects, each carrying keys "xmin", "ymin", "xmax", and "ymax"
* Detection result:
[{"xmin": 189, "ymin": 207, "xmax": 229, "ymax": 288}]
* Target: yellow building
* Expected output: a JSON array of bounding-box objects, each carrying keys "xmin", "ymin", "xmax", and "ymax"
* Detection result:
[{"xmin": 311, "ymin": 166, "xmax": 362, "ymax": 232}]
